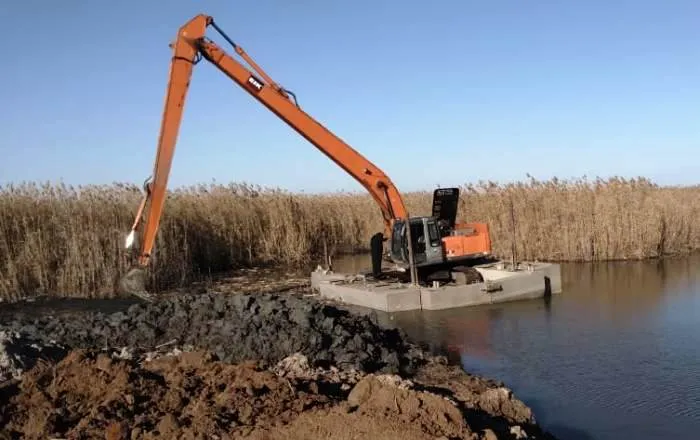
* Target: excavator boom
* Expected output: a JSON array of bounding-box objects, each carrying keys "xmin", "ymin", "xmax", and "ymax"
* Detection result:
[{"xmin": 120, "ymin": 14, "xmax": 408, "ymax": 295}]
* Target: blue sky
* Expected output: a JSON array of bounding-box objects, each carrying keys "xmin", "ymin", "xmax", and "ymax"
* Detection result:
[{"xmin": 1, "ymin": 0, "xmax": 699, "ymax": 193}]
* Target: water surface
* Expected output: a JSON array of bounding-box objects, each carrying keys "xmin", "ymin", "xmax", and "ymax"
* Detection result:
[{"xmin": 332, "ymin": 253, "xmax": 700, "ymax": 440}]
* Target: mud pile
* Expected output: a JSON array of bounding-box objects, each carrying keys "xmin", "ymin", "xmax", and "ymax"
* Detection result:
[
  {"xmin": 0, "ymin": 292, "xmax": 558, "ymax": 439},
  {"xmin": 2, "ymin": 293, "xmax": 426, "ymax": 375},
  {"xmin": 0, "ymin": 330, "xmax": 67, "ymax": 382},
  {"xmin": 1, "ymin": 349, "xmax": 335, "ymax": 439},
  {"xmin": 0, "ymin": 349, "xmax": 552, "ymax": 440}
]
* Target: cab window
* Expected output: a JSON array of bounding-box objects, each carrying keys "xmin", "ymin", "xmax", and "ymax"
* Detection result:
[{"xmin": 427, "ymin": 221, "xmax": 440, "ymax": 247}]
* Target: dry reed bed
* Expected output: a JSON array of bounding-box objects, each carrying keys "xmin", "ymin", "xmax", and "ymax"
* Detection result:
[{"xmin": 1, "ymin": 177, "xmax": 698, "ymax": 300}]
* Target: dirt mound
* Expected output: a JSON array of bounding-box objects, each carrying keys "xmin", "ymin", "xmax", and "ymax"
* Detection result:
[
  {"xmin": 0, "ymin": 293, "xmax": 559, "ymax": 439},
  {"xmin": 0, "ymin": 349, "xmax": 336, "ymax": 439},
  {"xmin": 3, "ymin": 292, "xmax": 426, "ymax": 375},
  {"xmin": 0, "ymin": 330, "xmax": 67, "ymax": 383},
  {"xmin": 414, "ymin": 361, "xmax": 540, "ymax": 434},
  {"xmin": 346, "ymin": 374, "xmax": 471, "ymax": 438},
  {"xmin": 1, "ymin": 349, "xmax": 547, "ymax": 440},
  {"xmin": 253, "ymin": 373, "xmax": 477, "ymax": 440}
]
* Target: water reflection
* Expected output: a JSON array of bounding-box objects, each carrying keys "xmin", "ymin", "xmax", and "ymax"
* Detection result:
[{"xmin": 329, "ymin": 253, "xmax": 700, "ymax": 440}]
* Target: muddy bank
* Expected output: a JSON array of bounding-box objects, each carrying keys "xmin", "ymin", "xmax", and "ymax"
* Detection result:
[
  {"xmin": 0, "ymin": 348, "xmax": 551, "ymax": 440},
  {"xmin": 0, "ymin": 330, "xmax": 68, "ymax": 382},
  {"xmin": 1, "ymin": 292, "xmax": 425, "ymax": 375},
  {"xmin": 0, "ymin": 292, "xmax": 558, "ymax": 439}
]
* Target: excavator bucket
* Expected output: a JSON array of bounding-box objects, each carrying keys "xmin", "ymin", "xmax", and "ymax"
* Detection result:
[{"xmin": 118, "ymin": 267, "xmax": 154, "ymax": 302}]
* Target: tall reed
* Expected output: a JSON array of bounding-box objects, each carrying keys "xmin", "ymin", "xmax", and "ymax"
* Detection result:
[{"xmin": 1, "ymin": 176, "xmax": 698, "ymax": 300}]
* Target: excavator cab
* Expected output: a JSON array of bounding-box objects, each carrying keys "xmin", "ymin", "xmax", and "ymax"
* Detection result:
[{"xmin": 376, "ymin": 188, "xmax": 493, "ymax": 280}]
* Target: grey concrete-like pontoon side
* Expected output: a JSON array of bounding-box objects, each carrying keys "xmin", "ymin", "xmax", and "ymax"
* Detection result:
[{"xmin": 310, "ymin": 261, "xmax": 562, "ymax": 312}]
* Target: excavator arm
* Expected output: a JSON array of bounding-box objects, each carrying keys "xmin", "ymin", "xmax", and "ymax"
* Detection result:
[{"xmin": 120, "ymin": 14, "xmax": 408, "ymax": 295}]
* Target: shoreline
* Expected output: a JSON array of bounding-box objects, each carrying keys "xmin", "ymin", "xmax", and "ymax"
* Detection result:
[
  {"xmin": 3, "ymin": 249, "xmax": 699, "ymax": 304},
  {"xmin": 0, "ymin": 289, "xmax": 558, "ymax": 439}
]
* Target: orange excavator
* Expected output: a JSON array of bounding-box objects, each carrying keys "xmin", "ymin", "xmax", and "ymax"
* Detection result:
[{"xmin": 119, "ymin": 14, "xmax": 492, "ymax": 296}]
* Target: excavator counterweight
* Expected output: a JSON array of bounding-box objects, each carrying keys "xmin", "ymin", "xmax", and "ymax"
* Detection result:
[{"xmin": 119, "ymin": 14, "xmax": 491, "ymax": 297}]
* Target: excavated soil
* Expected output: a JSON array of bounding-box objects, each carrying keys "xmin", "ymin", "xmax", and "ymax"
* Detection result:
[
  {"xmin": 0, "ymin": 292, "xmax": 558, "ymax": 439},
  {"xmin": 1, "ymin": 292, "xmax": 425, "ymax": 375},
  {"xmin": 1, "ymin": 350, "xmax": 337, "ymax": 439}
]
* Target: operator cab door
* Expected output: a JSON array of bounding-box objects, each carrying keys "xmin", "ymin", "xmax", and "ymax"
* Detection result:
[
  {"xmin": 391, "ymin": 219, "xmax": 426, "ymax": 264},
  {"xmin": 408, "ymin": 219, "xmax": 427, "ymax": 265},
  {"xmin": 390, "ymin": 218, "xmax": 435, "ymax": 265},
  {"xmin": 390, "ymin": 220, "xmax": 404, "ymax": 263},
  {"xmin": 424, "ymin": 219, "xmax": 444, "ymax": 265}
]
